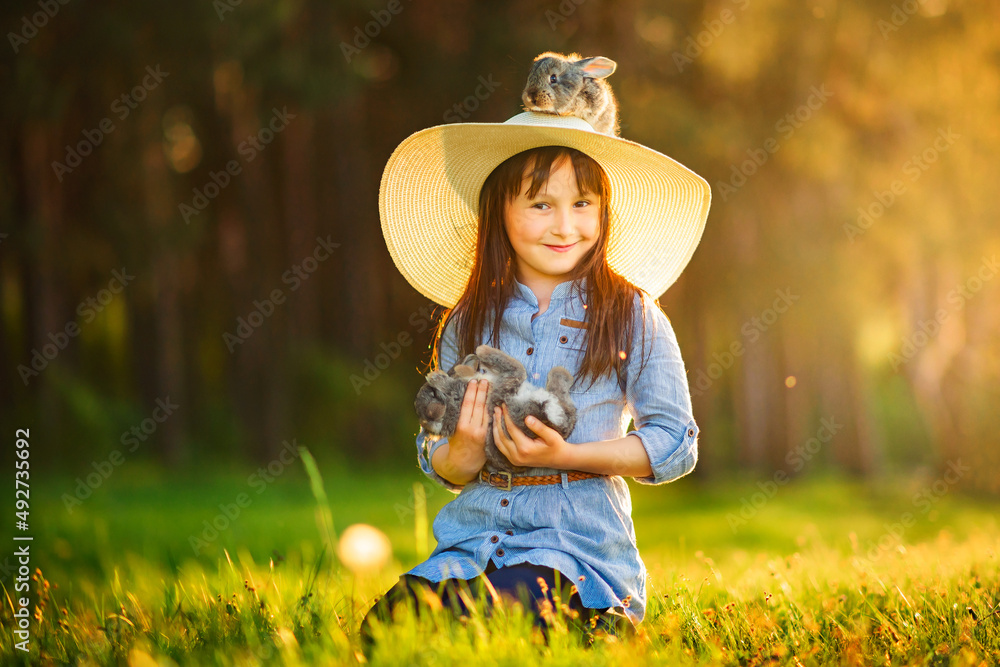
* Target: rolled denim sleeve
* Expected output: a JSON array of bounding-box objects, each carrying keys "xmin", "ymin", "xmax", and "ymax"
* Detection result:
[
  {"xmin": 416, "ymin": 429, "xmax": 464, "ymax": 493},
  {"xmin": 414, "ymin": 316, "xmax": 464, "ymax": 493},
  {"xmin": 625, "ymin": 293, "xmax": 699, "ymax": 486}
]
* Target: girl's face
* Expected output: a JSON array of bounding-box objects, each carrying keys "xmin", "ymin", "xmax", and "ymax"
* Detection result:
[{"xmin": 503, "ymin": 156, "xmax": 600, "ymax": 289}]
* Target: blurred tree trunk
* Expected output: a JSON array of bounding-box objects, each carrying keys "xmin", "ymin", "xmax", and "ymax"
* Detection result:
[
  {"xmin": 819, "ymin": 328, "xmax": 877, "ymax": 475},
  {"xmin": 330, "ymin": 92, "xmax": 386, "ymax": 458},
  {"xmin": 139, "ymin": 99, "xmax": 187, "ymax": 467},
  {"xmin": 852, "ymin": 358, "xmax": 882, "ymax": 475},
  {"xmin": 313, "ymin": 105, "xmax": 341, "ymax": 346},
  {"xmin": 781, "ymin": 326, "xmax": 812, "ymax": 471},
  {"xmin": 904, "ymin": 253, "xmax": 966, "ymax": 469},
  {"xmin": 280, "ymin": 10, "xmax": 321, "ymax": 346},
  {"xmin": 22, "ymin": 121, "xmax": 64, "ymax": 451},
  {"xmin": 2, "ymin": 135, "xmax": 27, "ymax": 418},
  {"xmin": 282, "ymin": 109, "xmax": 320, "ymax": 343},
  {"xmin": 735, "ymin": 327, "xmax": 787, "ymax": 471},
  {"xmin": 332, "ymin": 93, "xmax": 380, "ymax": 354},
  {"xmin": 229, "ymin": 90, "xmax": 289, "ymax": 464}
]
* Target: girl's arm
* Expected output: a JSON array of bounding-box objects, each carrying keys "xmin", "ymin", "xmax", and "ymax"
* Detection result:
[
  {"xmin": 618, "ymin": 291, "xmax": 700, "ymax": 485},
  {"xmin": 560, "ymin": 433, "xmax": 655, "ymax": 478},
  {"xmin": 494, "ymin": 404, "xmax": 653, "ymax": 476},
  {"xmin": 417, "ymin": 430, "xmax": 465, "ymax": 492},
  {"xmin": 430, "ymin": 439, "xmax": 484, "ymax": 486}
]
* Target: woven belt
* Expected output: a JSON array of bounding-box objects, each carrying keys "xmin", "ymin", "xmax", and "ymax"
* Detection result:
[{"xmin": 479, "ymin": 469, "xmax": 604, "ymax": 491}]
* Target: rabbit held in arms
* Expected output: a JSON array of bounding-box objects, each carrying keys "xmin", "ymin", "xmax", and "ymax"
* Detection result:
[
  {"xmin": 414, "ymin": 345, "xmax": 578, "ymax": 474},
  {"xmin": 521, "ymin": 51, "xmax": 620, "ymax": 136}
]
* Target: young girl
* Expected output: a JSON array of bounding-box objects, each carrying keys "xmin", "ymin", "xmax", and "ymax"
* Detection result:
[{"xmin": 362, "ymin": 110, "xmax": 711, "ymax": 654}]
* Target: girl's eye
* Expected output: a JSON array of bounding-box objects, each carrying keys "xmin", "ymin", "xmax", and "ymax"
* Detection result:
[
  {"xmin": 549, "ymin": 74, "xmax": 557, "ymax": 84},
  {"xmin": 531, "ymin": 201, "xmax": 591, "ymax": 209}
]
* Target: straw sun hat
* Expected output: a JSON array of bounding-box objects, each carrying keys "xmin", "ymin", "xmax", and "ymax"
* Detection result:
[{"xmin": 379, "ymin": 110, "xmax": 712, "ymax": 308}]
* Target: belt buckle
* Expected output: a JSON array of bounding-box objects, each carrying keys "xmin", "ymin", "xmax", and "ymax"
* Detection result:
[{"xmin": 487, "ymin": 471, "xmax": 512, "ymax": 491}]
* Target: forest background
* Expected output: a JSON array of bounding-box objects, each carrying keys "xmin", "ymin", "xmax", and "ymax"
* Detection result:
[{"xmin": 1, "ymin": 0, "xmax": 997, "ymax": 496}]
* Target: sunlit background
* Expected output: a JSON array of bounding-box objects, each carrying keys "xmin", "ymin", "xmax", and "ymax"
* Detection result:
[
  {"xmin": 2, "ymin": 1, "xmax": 1000, "ymax": 662},
  {"xmin": 3, "ymin": 0, "xmax": 997, "ymax": 491}
]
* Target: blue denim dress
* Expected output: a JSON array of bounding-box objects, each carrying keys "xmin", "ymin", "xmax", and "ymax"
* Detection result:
[{"xmin": 408, "ymin": 275, "xmax": 699, "ymax": 626}]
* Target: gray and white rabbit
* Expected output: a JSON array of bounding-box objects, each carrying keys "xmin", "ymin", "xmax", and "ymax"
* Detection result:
[
  {"xmin": 414, "ymin": 345, "xmax": 578, "ymax": 474},
  {"xmin": 521, "ymin": 51, "xmax": 620, "ymax": 136}
]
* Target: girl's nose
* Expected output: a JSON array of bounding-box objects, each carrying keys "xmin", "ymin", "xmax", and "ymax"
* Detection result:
[{"xmin": 552, "ymin": 207, "xmax": 574, "ymax": 237}]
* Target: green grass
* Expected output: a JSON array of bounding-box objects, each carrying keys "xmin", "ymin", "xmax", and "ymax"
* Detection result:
[{"xmin": 1, "ymin": 458, "xmax": 998, "ymax": 665}]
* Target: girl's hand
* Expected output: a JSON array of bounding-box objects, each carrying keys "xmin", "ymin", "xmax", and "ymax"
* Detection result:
[
  {"xmin": 492, "ymin": 403, "xmax": 572, "ymax": 469},
  {"xmin": 447, "ymin": 379, "xmax": 489, "ymax": 474}
]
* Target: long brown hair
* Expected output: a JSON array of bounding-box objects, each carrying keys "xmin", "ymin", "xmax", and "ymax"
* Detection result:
[{"xmin": 428, "ymin": 145, "xmax": 652, "ymax": 394}]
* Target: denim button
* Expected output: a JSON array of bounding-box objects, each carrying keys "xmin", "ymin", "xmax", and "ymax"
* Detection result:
[
  {"xmin": 496, "ymin": 548, "xmax": 505, "ymax": 556},
  {"xmin": 505, "ymin": 530, "xmax": 513, "ymax": 536},
  {"xmin": 526, "ymin": 347, "xmax": 534, "ymax": 355},
  {"xmin": 500, "ymin": 498, "xmax": 509, "ymax": 507},
  {"xmin": 687, "ymin": 428, "xmax": 695, "ymax": 437},
  {"xmin": 559, "ymin": 335, "xmax": 568, "ymax": 343},
  {"xmin": 490, "ymin": 535, "xmax": 499, "ymax": 543}
]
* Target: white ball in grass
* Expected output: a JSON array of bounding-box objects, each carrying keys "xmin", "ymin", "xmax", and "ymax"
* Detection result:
[{"xmin": 337, "ymin": 523, "xmax": 392, "ymax": 574}]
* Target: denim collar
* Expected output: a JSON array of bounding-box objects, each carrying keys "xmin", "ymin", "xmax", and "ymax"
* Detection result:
[{"xmin": 512, "ymin": 275, "xmax": 588, "ymax": 308}]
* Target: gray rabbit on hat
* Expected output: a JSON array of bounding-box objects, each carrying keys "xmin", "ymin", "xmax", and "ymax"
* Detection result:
[
  {"xmin": 414, "ymin": 344, "xmax": 578, "ymax": 474},
  {"xmin": 521, "ymin": 51, "xmax": 620, "ymax": 136}
]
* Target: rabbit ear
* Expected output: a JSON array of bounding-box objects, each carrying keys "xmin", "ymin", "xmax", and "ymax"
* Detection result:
[{"xmin": 578, "ymin": 56, "xmax": 616, "ymax": 78}]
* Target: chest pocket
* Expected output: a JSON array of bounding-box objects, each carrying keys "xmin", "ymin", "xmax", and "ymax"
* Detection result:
[{"xmin": 556, "ymin": 318, "xmax": 588, "ymax": 348}]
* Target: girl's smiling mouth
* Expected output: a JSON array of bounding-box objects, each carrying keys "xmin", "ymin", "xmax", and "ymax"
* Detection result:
[{"xmin": 544, "ymin": 242, "xmax": 577, "ymax": 252}]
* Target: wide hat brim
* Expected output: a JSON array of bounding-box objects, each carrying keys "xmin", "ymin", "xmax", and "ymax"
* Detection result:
[{"xmin": 379, "ymin": 111, "xmax": 711, "ymax": 308}]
